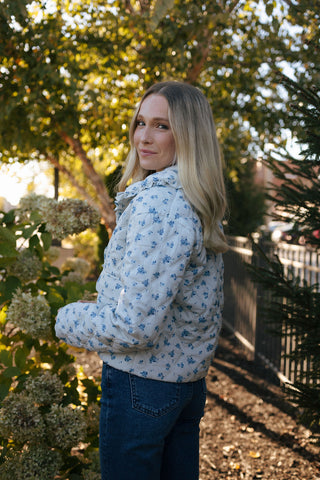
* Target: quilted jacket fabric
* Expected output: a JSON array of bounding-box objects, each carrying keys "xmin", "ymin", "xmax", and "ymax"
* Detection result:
[{"xmin": 55, "ymin": 166, "xmax": 224, "ymax": 382}]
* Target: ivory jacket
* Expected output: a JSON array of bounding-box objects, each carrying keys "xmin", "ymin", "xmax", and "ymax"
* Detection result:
[{"xmin": 55, "ymin": 166, "xmax": 224, "ymax": 382}]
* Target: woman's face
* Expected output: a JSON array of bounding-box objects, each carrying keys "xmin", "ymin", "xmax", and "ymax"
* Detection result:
[{"xmin": 134, "ymin": 94, "xmax": 176, "ymax": 172}]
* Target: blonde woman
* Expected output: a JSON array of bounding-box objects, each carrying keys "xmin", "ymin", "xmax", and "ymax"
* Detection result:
[{"xmin": 56, "ymin": 80, "xmax": 228, "ymax": 480}]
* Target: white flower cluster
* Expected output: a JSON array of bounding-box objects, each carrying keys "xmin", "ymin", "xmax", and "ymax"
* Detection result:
[
  {"xmin": 62, "ymin": 257, "xmax": 91, "ymax": 278},
  {"xmin": 0, "ymin": 394, "xmax": 45, "ymax": 444},
  {"xmin": 0, "ymin": 370, "xmax": 88, "ymax": 477},
  {"xmin": 6, "ymin": 289, "xmax": 52, "ymax": 339},
  {"xmin": 0, "ymin": 374, "xmax": 87, "ymax": 449},
  {"xmin": 84, "ymin": 449, "xmax": 101, "ymax": 480},
  {"xmin": 17, "ymin": 193, "xmax": 50, "ymax": 222},
  {"xmin": 25, "ymin": 371, "xmax": 64, "ymax": 405},
  {"xmin": 45, "ymin": 404, "xmax": 87, "ymax": 450},
  {"xmin": 18, "ymin": 194, "xmax": 101, "ymax": 240},
  {"xmin": 61, "ymin": 270, "xmax": 84, "ymax": 286},
  {"xmin": 43, "ymin": 245, "xmax": 60, "ymax": 263},
  {"xmin": 41, "ymin": 198, "xmax": 101, "ymax": 240},
  {"xmin": 0, "ymin": 445, "xmax": 62, "ymax": 480},
  {"xmin": 7, "ymin": 250, "xmax": 42, "ymax": 283},
  {"xmin": 60, "ymin": 256, "xmax": 92, "ymax": 286}
]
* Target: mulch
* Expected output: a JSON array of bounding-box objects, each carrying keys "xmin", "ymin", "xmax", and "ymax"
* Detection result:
[
  {"xmin": 200, "ymin": 330, "xmax": 320, "ymax": 480},
  {"xmin": 74, "ymin": 330, "xmax": 320, "ymax": 480}
]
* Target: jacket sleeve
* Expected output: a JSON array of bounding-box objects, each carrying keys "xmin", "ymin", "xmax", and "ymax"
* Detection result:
[{"xmin": 55, "ymin": 189, "xmax": 197, "ymax": 353}]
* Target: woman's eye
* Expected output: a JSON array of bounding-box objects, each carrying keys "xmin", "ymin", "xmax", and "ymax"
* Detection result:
[
  {"xmin": 157, "ymin": 123, "xmax": 169, "ymax": 130},
  {"xmin": 136, "ymin": 120, "xmax": 145, "ymax": 127}
]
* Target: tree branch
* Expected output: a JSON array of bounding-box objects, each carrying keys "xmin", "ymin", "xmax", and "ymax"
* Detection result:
[
  {"xmin": 46, "ymin": 154, "xmax": 99, "ymax": 207},
  {"xmin": 186, "ymin": 43, "xmax": 210, "ymax": 84},
  {"xmin": 124, "ymin": 0, "xmax": 134, "ymax": 14},
  {"xmin": 57, "ymin": 131, "xmax": 116, "ymax": 232}
]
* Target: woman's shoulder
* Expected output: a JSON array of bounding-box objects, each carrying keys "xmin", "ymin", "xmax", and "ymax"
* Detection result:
[
  {"xmin": 131, "ymin": 184, "xmax": 202, "ymax": 246},
  {"xmin": 134, "ymin": 181, "xmax": 177, "ymax": 207},
  {"xmin": 133, "ymin": 180, "xmax": 191, "ymax": 218}
]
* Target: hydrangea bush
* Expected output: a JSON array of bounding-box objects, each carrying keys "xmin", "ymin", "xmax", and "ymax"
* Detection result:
[{"xmin": 0, "ymin": 195, "xmax": 102, "ymax": 479}]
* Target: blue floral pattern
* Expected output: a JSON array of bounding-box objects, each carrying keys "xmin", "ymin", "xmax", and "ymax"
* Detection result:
[{"xmin": 55, "ymin": 166, "xmax": 224, "ymax": 382}]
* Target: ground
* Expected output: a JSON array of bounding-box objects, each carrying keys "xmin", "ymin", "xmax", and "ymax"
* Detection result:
[
  {"xmin": 200, "ymin": 331, "xmax": 320, "ymax": 480},
  {"xmin": 76, "ymin": 330, "xmax": 320, "ymax": 480}
]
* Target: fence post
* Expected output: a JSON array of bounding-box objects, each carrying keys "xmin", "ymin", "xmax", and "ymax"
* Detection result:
[
  {"xmin": 223, "ymin": 236, "xmax": 257, "ymax": 360},
  {"xmin": 252, "ymin": 237, "xmax": 282, "ymax": 382}
]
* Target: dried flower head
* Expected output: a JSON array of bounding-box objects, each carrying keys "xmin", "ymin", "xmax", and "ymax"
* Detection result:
[
  {"xmin": 40, "ymin": 198, "xmax": 100, "ymax": 240},
  {"xmin": 17, "ymin": 194, "xmax": 51, "ymax": 223},
  {"xmin": 45, "ymin": 405, "xmax": 87, "ymax": 450},
  {"xmin": 7, "ymin": 250, "xmax": 42, "ymax": 283},
  {"xmin": 84, "ymin": 449, "xmax": 101, "ymax": 480},
  {"xmin": 62, "ymin": 257, "xmax": 91, "ymax": 278},
  {"xmin": 24, "ymin": 371, "xmax": 64, "ymax": 406},
  {"xmin": 43, "ymin": 245, "xmax": 60, "ymax": 263},
  {"xmin": 61, "ymin": 270, "xmax": 84, "ymax": 286},
  {"xmin": 0, "ymin": 445, "xmax": 62, "ymax": 480},
  {"xmin": 0, "ymin": 393, "xmax": 45, "ymax": 444},
  {"xmin": 6, "ymin": 289, "xmax": 52, "ymax": 339}
]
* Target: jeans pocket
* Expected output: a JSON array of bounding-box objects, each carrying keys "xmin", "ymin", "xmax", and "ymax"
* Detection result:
[{"xmin": 129, "ymin": 375, "xmax": 181, "ymax": 417}]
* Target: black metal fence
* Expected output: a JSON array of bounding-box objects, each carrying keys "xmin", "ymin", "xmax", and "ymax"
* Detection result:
[{"xmin": 223, "ymin": 236, "xmax": 320, "ymax": 385}]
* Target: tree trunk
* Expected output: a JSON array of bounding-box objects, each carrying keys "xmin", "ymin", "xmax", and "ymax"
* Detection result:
[{"xmin": 56, "ymin": 132, "xmax": 116, "ymax": 233}]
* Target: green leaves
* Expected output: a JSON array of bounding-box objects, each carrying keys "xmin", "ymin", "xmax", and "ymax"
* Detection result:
[
  {"xmin": 149, "ymin": 0, "xmax": 175, "ymax": 31},
  {"xmin": 14, "ymin": 347, "xmax": 28, "ymax": 370},
  {"xmin": 0, "ymin": 226, "xmax": 16, "ymax": 257},
  {"xmin": 0, "ymin": 349, "xmax": 12, "ymax": 368},
  {"xmin": 0, "ymin": 276, "xmax": 22, "ymax": 301},
  {"xmin": 41, "ymin": 231, "xmax": 52, "ymax": 250},
  {"xmin": 81, "ymin": 378, "xmax": 100, "ymax": 404}
]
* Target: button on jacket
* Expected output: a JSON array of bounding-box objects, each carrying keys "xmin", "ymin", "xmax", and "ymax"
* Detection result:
[{"xmin": 55, "ymin": 166, "xmax": 224, "ymax": 383}]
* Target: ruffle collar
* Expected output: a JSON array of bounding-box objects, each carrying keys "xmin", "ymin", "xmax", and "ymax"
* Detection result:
[{"xmin": 115, "ymin": 166, "xmax": 181, "ymax": 216}]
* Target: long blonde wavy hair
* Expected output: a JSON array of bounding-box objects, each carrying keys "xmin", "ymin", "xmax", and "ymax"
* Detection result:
[{"xmin": 118, "ymin": 81, "xmax": 228, "ymax": 253}]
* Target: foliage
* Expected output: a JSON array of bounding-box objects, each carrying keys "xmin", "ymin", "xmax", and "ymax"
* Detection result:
[
  {"xmin": 250, "ymin": 73, "xmax": 320, "ymax": 436},
  {"xmin": 0, "ymin": 196, "xmax": 101, "ymax": 478},
  {"xmin": 226, "ymin": 157, "xmax": 266, "ymax": 235},
  {"xmin": 1, "ymin": 0, "xmax": 319, "ymax": 235},
  {"xmin": 266, "ymin": 75, "xmax": 320, "ymax": 247}
]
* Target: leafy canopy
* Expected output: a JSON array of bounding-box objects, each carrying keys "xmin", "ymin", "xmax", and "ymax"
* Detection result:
[{"xmin": 0, "ymin": 0, "xmax": 319, "ymax": 234}]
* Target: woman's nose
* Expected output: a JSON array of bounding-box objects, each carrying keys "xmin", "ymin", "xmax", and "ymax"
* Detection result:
[{"xmin": 141, "ymin": 126, "xmax": 152, "ymax": 143}]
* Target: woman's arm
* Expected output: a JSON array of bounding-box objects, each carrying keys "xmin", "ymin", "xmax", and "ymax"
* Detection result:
[{"xmin": 55, "ymin": 189, "xmax": 197, "ymax": 353}]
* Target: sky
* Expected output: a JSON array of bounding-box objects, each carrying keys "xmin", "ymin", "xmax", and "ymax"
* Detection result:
[{"xmin": 0, "ymin": 161, "xmax": 53, "ymax": 207}]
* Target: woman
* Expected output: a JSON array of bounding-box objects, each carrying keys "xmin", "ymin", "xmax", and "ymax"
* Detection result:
[{"xmin": 55, "ymin": 80, "xmax": 228, "ymax": 480}]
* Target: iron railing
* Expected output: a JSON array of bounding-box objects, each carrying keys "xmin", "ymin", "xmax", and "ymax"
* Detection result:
[{"xmin": 223, "ymin": 236, "xmax": 320, "ymax": 385}]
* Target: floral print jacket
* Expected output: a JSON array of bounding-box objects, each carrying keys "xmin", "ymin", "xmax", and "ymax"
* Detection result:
[{"xmin": 55, "ymin": 166, "xmax": 224, "ymax": 383}]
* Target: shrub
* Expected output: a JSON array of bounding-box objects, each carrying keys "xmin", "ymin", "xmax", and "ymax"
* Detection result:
[{"xmin": 0, "ymin": 195, "xmax": 102, "ymax": 478}]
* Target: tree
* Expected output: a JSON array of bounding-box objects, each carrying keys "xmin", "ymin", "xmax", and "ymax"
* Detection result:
[
  {"xmin": 1, "ymin": 0, "xmax": 317, "ymax": 235},
  {"xmin": 226, "ymin": 156, "xmax": 266, "ymax": 235},
  {"xmin": 249, "ymin": 0, "xmax": 320, "ymax": 430},
  {"xmin": 250, "ymin": 70, "xmax": 320, "ymax": 434}
]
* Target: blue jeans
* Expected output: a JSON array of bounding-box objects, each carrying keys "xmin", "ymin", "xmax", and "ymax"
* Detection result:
[{"xmin": 99, "ymin": 364, "xmax": 206, "ymax": 480}]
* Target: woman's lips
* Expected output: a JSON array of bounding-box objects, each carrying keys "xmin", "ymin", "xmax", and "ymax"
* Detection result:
[{"xmin": 139, "ymin": 149, "xmax": 156, "ymax": 156}]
